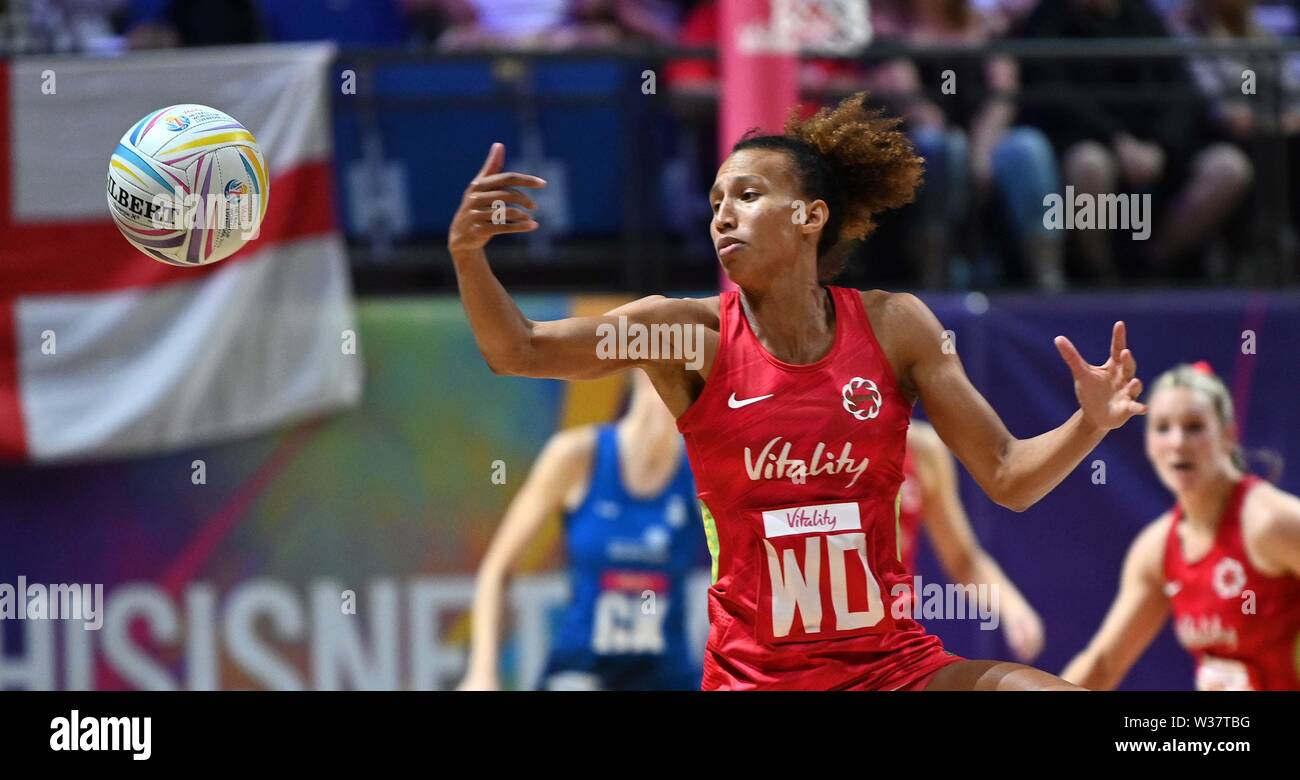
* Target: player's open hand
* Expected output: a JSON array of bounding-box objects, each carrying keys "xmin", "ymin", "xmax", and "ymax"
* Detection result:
[
  {"xmin": 1001, "ymin": 599, "xmax": 1046, "ymax": 664},
  {"xmin": 447, "ymin": 142, "xmax": 545, "ymax": 254},
  {"xmin": 1054, "ymin": 321, "xmax": 1147, "ymax": 432}
]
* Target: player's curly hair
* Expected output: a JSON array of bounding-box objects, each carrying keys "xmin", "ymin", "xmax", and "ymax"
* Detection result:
[{"xmin": 732, "ymin": 92, "xmax": 924, "ymax": 283}]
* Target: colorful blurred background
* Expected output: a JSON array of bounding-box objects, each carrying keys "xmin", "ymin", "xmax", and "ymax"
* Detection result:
[{"xmin": 2, "ymin": 0, "xmax": 1299, "ymax": 690}]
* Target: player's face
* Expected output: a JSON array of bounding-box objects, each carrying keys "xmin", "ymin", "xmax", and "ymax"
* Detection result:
[
  {"xmin": 709, "ymin": 149, "xmax": 819, "ymax": 286},
  {"xmin": 1145, "ymin": 386, "xmax": 1236, "ymax": 493}
]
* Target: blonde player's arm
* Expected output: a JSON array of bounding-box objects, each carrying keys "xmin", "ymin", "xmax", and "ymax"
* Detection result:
[
  {"xmin": 448, "ymin": 143, "xmax": 716, "ymax": 386},
  {"xmin": 886, "ymin": 292, "xmax": 1145, "ymax": 512},
  {"xmin": 458, "ymin": 427, "xmax": 595, "ymax": 691},
  {"xmin": 1060, "ymin": 516, "xmax": 1170, "ymax": 690},
  {"xmin": 909, "ymin": 422, "xmax": 1045, "ymax": 662}
]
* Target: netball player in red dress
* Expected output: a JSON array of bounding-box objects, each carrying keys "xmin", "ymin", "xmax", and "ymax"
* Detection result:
[
  {"xmin": 1063, "ymin": 363, "xmax": 1300, "ymax": 690},
  {"xmin": 447, "ymin": 94, "xmax": 1146, "ymax": 690}
]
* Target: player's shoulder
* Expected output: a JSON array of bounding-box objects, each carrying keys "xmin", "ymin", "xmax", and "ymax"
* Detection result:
[
  {"xmin": 1242, "ymin": 479, "xmax": 1300, "ymax": 522},
  {"xmin": 857, "ymin": 287, "xmax": 926, "ymax": 313},
  {"xmin": 675, "ymin": 294, "xmax": 721, "ymax": 323},
  {"xmin": 1241, "ymin": 480, "xmax": 1300, "ymax": 552},
  {"xmin": 856, "ymin": 289, "xmax": 943, "ymax": 381},
  {"xmin": 858, "ymin": 289, "xmax": 940, "ymax": 335},
  {"xmin": 1139, "ymin": 510, "xmax": 1176, "ymax": 543},
  {"xmin": 608, "ymin": 294, "xmax": 720, "ymax": 328},
  {"xmin": 536, "ymin": 425, "xmax": 601, "ymax": 509},
  {"xmin": 1129, "ymin": 511, "xmax": 1175, "ymax": 575},
  {"xmin": 539, "ymin": 424, "xmax": 600, "ymax": 467}
]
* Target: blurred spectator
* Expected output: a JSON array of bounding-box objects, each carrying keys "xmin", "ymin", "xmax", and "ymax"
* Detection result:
[
  {"xmin": 127, "ymin": 0, "xmax": 426, "ymax": 49},
  {"xmin": 1182, "ymin": 0, "xmax": 1300, "ymax": 259},
  {"xmin": 126, "ymin": 0, "xmax": 258, "ymax": 48},
  {"xmin": 972, "ymin": 0, "xmax": 1043, "ymax": 33},
  {"xmin": 260, "ymin": 0, "xmax": 407, "ymax": 44},
  {"xmin": 868, "ymin": 0, "xmax": 1065, "ymax": 290},
  {"xmin": 662, "ymin": 0, "xmax": 718, "ymax": 94},
  {"xmin": 666, "ymin": 0, "xmax": 868, "ymax": 102},
  {"xmin": 436, "ymin": 0, "xmax": 682, "ymax": 50},
  {"xmin": 1154, "ymin": 0, "xmax": 1300, "ymax": 33},
  {"xmin": 1182, "ymin": 0, "xmax": 1300, "ymax": 137},
  {"xmin": 1018, "ymin": 0, "xmax": 1255, "ymax": 284},
  {"xmin": 1150, "ymin": 0, "xmax": 1190, "ymax": 26},
  {"xmin": 661, "ymin": 1, "xmax": 870, "ymax": 259},
  {"xmin": 18, "ymin": 0, "xmax": 127, "ymax": 53},
  {"xmin": 607, "ymin": 0, "xmax": 687, "ymax": 42},
  {"xmin": 1253, "ymin": 1, "xmax": 1300, "ymax": 36}
]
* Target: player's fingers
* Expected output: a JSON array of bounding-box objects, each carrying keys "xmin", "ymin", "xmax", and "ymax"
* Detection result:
[
  {"xmin": 470, "ymin": 207, "xmax": 534, "ymax": 224},
  {"xmin": 1127, "ymin": 400, "xmax": 1149, "ymax": 416},
  {"xmin": 467, "ymin": 190, "xmax": 537, "ymax": 210},
  {"xmin": 1125, "ymin": 376, "xmax": 1143, "ymax": 399},
  {"xmin": 1009, "ymin": 622, "xmax": 1038, "ymax": 662},
  {"xmin": 1054, "ymin": 335, "xmax": 1088, "ymax": 378},
  {"xmin": 1110, "ymin": 321, "xmax": 1127, "ymax": 364},
  {"xmin": 476, "ymin": 142, "xmax": 504, "ymax": 178},
  {"xmin": 475, "ymin": 219, "xmax": 538, "ymax": 235},
  {"xmin": 472, "ymin": 171, "xmax": 548, "ymax": 190},
  {"xmin": 1120, "ymin": 348, "xmax": 1137, "ymax": 381}
]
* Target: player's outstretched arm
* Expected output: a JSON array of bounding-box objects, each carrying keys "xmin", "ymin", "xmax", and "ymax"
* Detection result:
[
  {"xmin": 1061, "ymin": 518, "xmax": 1170, "ymax": 689},
  {"xmin": 458, "ymin": 427, "xmax": 595, "ymax": 691},
  {"xmin": 896, "ymin": 293, "xmax": 1145, "ymax": 512},
  {"xmin": 449, "ymin": 143, "xmax": 712, "ymax": 381}
]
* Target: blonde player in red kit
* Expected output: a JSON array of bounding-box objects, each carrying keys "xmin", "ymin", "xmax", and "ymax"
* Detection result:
[
  {"xmin": 1063, "ymin": 362, "xmax": 1300, "ymax": 690},
  {"xmin": 447, "ymin": 94, "xmax": 1147, "ymax": 691}
]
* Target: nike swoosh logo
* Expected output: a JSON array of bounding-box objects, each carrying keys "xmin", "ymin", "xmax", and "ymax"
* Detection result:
[{"xmin": 728, "ymin": 392, "xmax": 774, "ymax": 409}]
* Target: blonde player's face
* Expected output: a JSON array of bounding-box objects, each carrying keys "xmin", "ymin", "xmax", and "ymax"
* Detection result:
[
  {"xmin": 709, "ymin": 149, "xmax": 821, "ymax": 285},
  {"xmin": 1144, "ymin": 387, "xmax": 1237, "ymax": 494}
]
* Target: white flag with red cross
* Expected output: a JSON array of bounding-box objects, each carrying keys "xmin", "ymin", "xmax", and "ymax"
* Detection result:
[{"xmin": 0, "ymin": 43, "xmax": 361, "ymax": 462}]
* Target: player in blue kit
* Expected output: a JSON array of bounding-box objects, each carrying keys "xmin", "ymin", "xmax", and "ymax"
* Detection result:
[{"xmin": 459, "ymin": 369, "xmax": 709, "ymax": 690}]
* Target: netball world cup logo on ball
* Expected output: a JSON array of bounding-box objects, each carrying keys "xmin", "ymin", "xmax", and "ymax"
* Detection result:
[
  {"xmin": 841, "ymin": 377, "xmax": 882, "ymax": 421},
  {"xmin": 163, "ymin": 114, "xmax": 191, "ymax": 132}
]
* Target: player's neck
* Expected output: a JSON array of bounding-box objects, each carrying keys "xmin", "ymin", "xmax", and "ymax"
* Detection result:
[
  {"xmin": 1178, "ymin": 470, "xmax": 1243, "ymax": 532},
  {"xmin": 617, "ymin": 405, "xmax": 679, "ymax": 467},
  {"xmin": 739, "ymin": 280, "xmax": 834, "ymax": 364}
]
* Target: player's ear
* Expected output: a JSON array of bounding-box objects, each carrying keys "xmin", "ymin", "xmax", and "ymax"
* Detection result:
[{"xmin": 795, "ymin": 198, "xmax": 829, "ymax": 235}]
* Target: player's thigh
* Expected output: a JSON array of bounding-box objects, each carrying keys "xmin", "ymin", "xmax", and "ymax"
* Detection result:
[{"xmin": 923, "ymin": 659, "xmax": 1085, "ymax": 691}]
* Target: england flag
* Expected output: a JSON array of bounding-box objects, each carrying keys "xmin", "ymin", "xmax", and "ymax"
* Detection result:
[{"xmin": 0, "ymin": 43, "xmax": 361, "ymax": 462}]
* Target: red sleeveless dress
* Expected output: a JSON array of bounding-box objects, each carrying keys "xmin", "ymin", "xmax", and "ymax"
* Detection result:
[
  {"xmin": 676, "ymin": 287, "xmax": 961, "ymax": 690},
  {"xmin": 897, "ymin": 450, "xmax": 925, "ymax": 574},
  {"xmin": 1163, "ymin": 475, "xmax": 1300, "ymax": 690}
]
